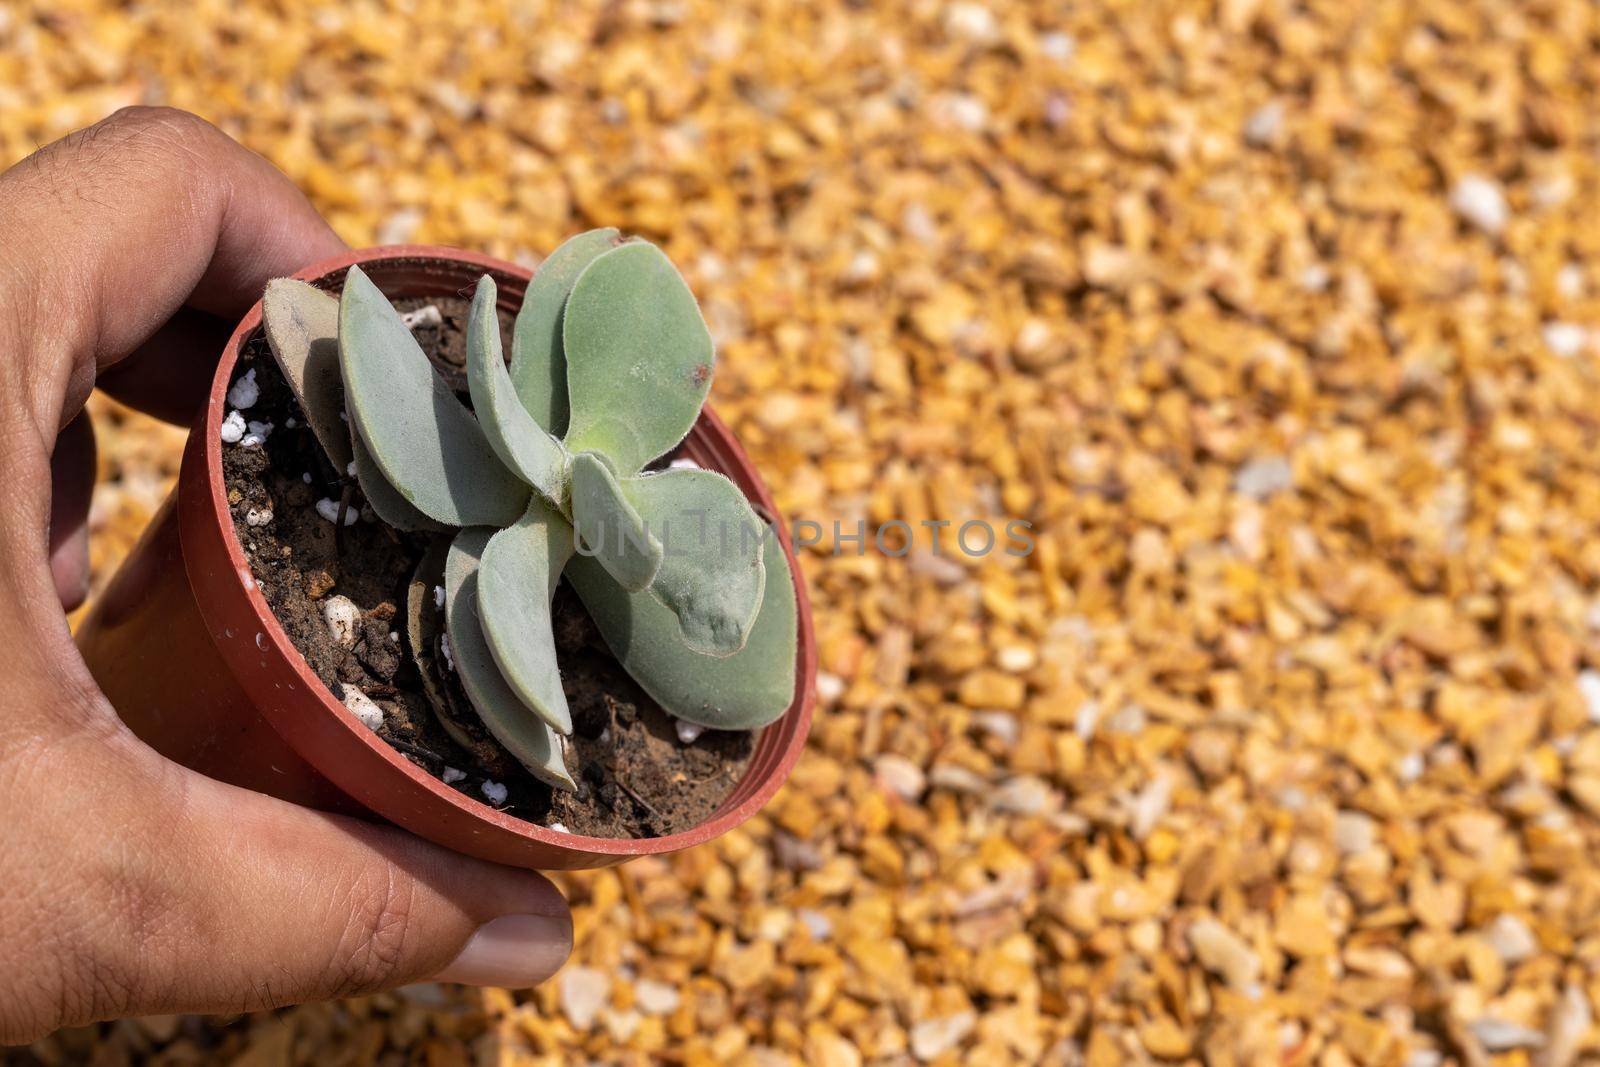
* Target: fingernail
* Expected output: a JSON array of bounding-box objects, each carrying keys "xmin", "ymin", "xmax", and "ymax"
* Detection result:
[{"xmin": 434, "ymin": 913, "xmax": 573, "ymax": 988}]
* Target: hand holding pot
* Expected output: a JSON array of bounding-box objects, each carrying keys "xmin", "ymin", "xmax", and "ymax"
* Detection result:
[{"xmin": 0, "ymin": 107, "xmax": 572, "ymax": 1043}]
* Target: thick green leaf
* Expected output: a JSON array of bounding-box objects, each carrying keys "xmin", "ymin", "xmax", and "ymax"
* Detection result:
[
  {"xmin": 444, "ymin": 528, "xmax": 576, "ymax": 791},
  {"xmin": 477, "ymin": 496, "xmax": 575, "ymax": 734},
  {"xmin": 624, "ymin": 468, "xmax": 765, "ymax": 656},
  {"xmin": 568, "ymin": 530, "xmax": 798, "ymax": 731},
  {"xmin": 351, "ymin": 426, "xmax": 447, "ymax": 532},
  {"xmin": 561, "ymin": 242, "xmax": 714, "ymax": 474},
  {"xmin": 465, "ymin": 275, "xmax": 569, "ymax": 502},
  {"xmin": 261, "ymin": 279, "xmax": 352, "ymax": 471},
  {"xmin": 339, "ymin": 264, "xmax": 528, "ymax": 527},
  {"xmin": 510, "ymin": 228, "xmax": 620, "ymax": 435},
  {"xmin": 405, "ymin": 538, "xmax": 515, "ymax": 775},
  {"xmin": 570, "ymin": 452, "xmax": 662, "ymax": 592}
]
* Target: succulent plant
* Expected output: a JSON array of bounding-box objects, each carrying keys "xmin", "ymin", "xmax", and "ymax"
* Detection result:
[{"xmin": 261, "ymin": 232, "xmax": 798, "ymax": 792}]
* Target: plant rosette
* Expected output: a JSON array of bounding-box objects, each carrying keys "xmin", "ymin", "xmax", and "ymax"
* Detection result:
[{"xmin": 75, "ymin": 243, "xmax": 817, "ymax": 871}]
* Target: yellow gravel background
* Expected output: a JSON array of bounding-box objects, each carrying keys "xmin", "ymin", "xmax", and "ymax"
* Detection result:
[{"xmin": 11, "ymin": 0, "xmax": 1600, "ymax": 1064}]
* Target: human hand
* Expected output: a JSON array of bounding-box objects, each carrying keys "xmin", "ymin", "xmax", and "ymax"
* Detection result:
[{"xmin": 0, "ymin": 107, "xmax": 571, "ymax": 1043}]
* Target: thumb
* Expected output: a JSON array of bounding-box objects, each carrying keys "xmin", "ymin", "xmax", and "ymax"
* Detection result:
[{"xmin": 32, "ymin": 735, "xmax": 572, "ymax": 1033}]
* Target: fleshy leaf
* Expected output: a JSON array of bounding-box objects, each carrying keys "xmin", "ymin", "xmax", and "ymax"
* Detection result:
[
  {"xmin": 444, "ymin": 527, "xmax": 576, "ymax": 791},
  {"xmin": 509, "ymin": 228, "xmax": 620, "ymax": 435},
  {"xmin": 561, "ymin": 242, "xmax": 714, "ymax": 474},
  {"xmin": 568, "ymin": 529, "xmax": 798, "ymax": 730},
  {"xmin": 477, "ymin": 496, "xmax": 575, "ymax": 734},
  {"xmin": 405, "ymin": 538, "xmax": 515, "ymax": 776},
  {"xmin": 624, "ymin": 467, "xmax": 765, "ymax": 656},
  {"xmin": 261, "ymin": 279, "xmax": 352, "ymax": 471},
  {"xmin": 465, "ymin": 275, "xmax": 568, "ymax": 502},
  {"xmin": 351, "ymin": 426, "xmax": 447, "ymax": 532},
  {"xmin": 339, "ymin": 264, "xmax": 529, "ymax": 527},
  {"xmin": 570, "ymin": 452, "xmax": 662, "ymax": 592}
]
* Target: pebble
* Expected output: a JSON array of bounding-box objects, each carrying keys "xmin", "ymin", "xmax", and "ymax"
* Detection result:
[
  {"xmin": 479, "ymin": 780, "xmax": 507, "ymax": 805},
  {"xmin": 1483, "ymin": 913, "xmax": 1538, "ymax": 964},
  {"xmin": 674, "ymin": 718, "xmax": 704, "ymax": 744},
  {"xmin": 441, "ymin": 767, "xmax": 465, "ymax": 784},
  {"xmin": 1468, "ymin": 1017, "xmax": 1545, "ymax": 1051},
  {"xmin": 1577, "ymin": 670, "xmax": 1600, "ymax": 722},
  {"xmin": 559, "ymin": 966, "xmax": 610, "ymax": 1030},
  {"xmin": 1542, "ymin": 321, "xmax": 1588, "ymax": 357},
  {"xmin": 873, "ymin": 754, "xmax": 926, "ymax": 799},
  {"xmin": 632, "ymin": 978, "xmax": 680, "ymax": 1015},
  {"xmin": 1234, "ymin": 454, "xmax": 1294, "ymax": 499},
  {"xmin": 1450, "ymin": 174, "xmax": 1508, "ymax": 235},
  {"xmin": 400, "ymin": 304, "xmax": 442, "ymax": 330},
  {"xmin": 909, "ymin": 1013, "xmax": 975, "ymax": 1061}
]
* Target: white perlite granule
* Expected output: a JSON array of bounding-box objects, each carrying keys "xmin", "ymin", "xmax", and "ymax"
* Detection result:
[
  {"xmin": 401, "ymin": 304, "xmax": 442, "ymax": 330},
  {"xmin": 339, "ymin": 685, "xmax": 384, "ymax": 730},
  {"xmin": 434, "ymin": 585, "xmax": 446, "ymax": 608},
  {"xmin": 675, "ymin": 719, "xmax": 704, "ymax": 744},
  {"xmin": 240, "ymin": 419, "xmax": 273, "ymax": 448},
  {"xmin": 220, "ymin": 409, "xmax": 246, "ymax": 444},
  {"xmin": 440, "ymin": 633, "xmax": 455, "ymax": 671},
  {"xmin": 480, "ymin": 780, "xmax": 508, "ymax": 805},
  {"xmin": 322, "ymin": 595, "xmax": 360, "ymax": 647},
  {"xmin": 244, "ymin": 508, "xmax": 273, "ymax": 527},
  {"xmin": 315, "ymin": 497, "xmax": 359, "ymax": 526},
  {"xmin": 668, "ymin": 456, "xmax": 703, "ymax": 470},
  {"xmin": 226, "ymin": 368, "xmax": 260, "ymax": 409},
  {"xmin": 441, "ymin": 767, "xmax": 466, "ymax": 784}
]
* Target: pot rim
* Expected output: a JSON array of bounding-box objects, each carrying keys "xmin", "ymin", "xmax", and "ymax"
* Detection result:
[{"xmin": 187, "ymin": 243, "xmax": 816, "ymax": 859}]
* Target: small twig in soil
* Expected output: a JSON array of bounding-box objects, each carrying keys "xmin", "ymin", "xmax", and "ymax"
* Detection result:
[
  {"xmin": 334, "ymin": 483, "xmax": 354, "ymax": 553},
  {"xmin": 615, "ymin": 776, "xmax": 664, "ymax": 821},
  {"xmin": 384, "ymin": 738, "xmax": 443, "ymax": 767}
]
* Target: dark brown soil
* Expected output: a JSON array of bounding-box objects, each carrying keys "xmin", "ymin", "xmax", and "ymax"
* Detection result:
[{"xmin": 221, "ymin": 293, "xmax": 754, "ymax": 839}]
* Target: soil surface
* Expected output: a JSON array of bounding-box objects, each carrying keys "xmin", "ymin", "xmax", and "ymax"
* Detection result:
[{"xmin": 221, "ymin": 293, "xmax": 755, "ymax": 839}]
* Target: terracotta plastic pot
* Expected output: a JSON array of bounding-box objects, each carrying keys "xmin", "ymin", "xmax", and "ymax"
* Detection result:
[{"xmin": 75, "ymin": 246, "xmax": 817, "ymax": 870}]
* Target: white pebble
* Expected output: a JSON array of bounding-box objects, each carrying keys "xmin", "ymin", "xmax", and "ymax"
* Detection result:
[
  {"xmin": 220, "ymin": 409, "xmax": 247, "ymax": 444},
  {"xmin": 244, "ymin": 507, "xmax": 273, "ymax": 527},
  {"xmin": 633, "ymin": 978, "xmax": 680, "ymax": 1015},
  {"xmin": 1542, "ymin": 321, "xmax": 1588, "ymax": 358},
  {"xmin": 346, "ymin": 461, "xmax": 358, "ymax": 476},
  {"xmin": 1334, "ymin": 810, "xmax": 1377, "ymax": 854},
  {"xmin": 816, "ymin": 671, "xmax": 845, "ymax": 702},
  {"xmin": 1243, "ymin": 100, "xmax": 1284, "ymax": 146},
  {"xmin": 315, "ymin": 498, "xmax": 358, "ymax": 526},
  {"xmin": 1469, "ymin": 1017, "xmax": 1545, "ymax": 1052},
  {"xmin": 480, "ymin": 780, "xmax": 508, "ymax": 805},
  {"xmin": 1235, "ymin": 454, "xmax": 1294, "ymax": 499},
  {"xmin": 1450, "ymin": 174, "xmax": 1508, "ymax": 235},
  {"xmin": 440, "ymin": 633, "xmax": 455, "ymax": 671},
  {"xmin": 284, "ymin": 416, "xmax": 297, "ymax": 428},
  {"xmin": 401, "ymin": 304, "xmax": 442, "ymax": 331},
  {"xmin": 1040, "ymin": 31, "xmax": 1074, "ymax": 63},
  {"xmin": 321, "ymin": 595, "xmax": 360, "ymax": 647},
  {"xmin": 797, "ymin": 908, "xmax": 833, "ymax": 940},
  {"xmin": 301, "ymin": 472, "xmax": 313, "ymax": 484},
  {"xmin": 441, "ymin": 766, "xmax": 466, "ymax": 784},
  {"xmin": 910, "ymin": 1013, "xmax": 977, "ymax": 1061},
  {"xmin": 1074, "ymin": 699, "xmax": 1101, "ymax": 740},
  {"xmin": 388, "ymin": 630, "xmax": 399, "ymax": 643},
  {"xmin": 1397, "ymin": 751, "xmax": 1425, "ymax": 783},
  {"xmin": 675, "ymin": 718, "xmax": 704, "ymax": 744},
  {"xmin": 945, "ymin": 1, "xmax": 996, "ymax": 42},
  {"xmin": 1484, "ymin": 913, "xmax": 1538, "ymax": 964},
  {"xmin": 874, "ymin": 754, "xmax": 926, "ymax": 799},
  {"xmin": 226, "ymin": 368, "xmax": 260, "ymax": 409},
  {"xmin": 667, "ymin": 456, "xmax": 703, "ymax": 470},
  {"xmin": 434, "ymin": 585, "xmax": 446, "ymax": 609},
  {"xmin": 559, "ymin": 966, "xmax": 610, "ymax": 1030},
  {"xmin": 1558, "ymin": 262, "xmax": 1585, "ymax": 299},
  {"xmin": 339, "ymin": 685, "xmax": 384, "ymax": 730},
  {"xmin": 1578, "ymin": 670, "xmax": 1600, "ymax": 723},
  {"xmin": 548, "ymin": 821, "xmax": 568, "ymax": 833}
]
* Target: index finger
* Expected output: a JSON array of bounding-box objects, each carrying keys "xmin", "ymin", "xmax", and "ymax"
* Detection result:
[{"xmin": 0, "ymin": 106, "xmax": 347, "ymax": 430}]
